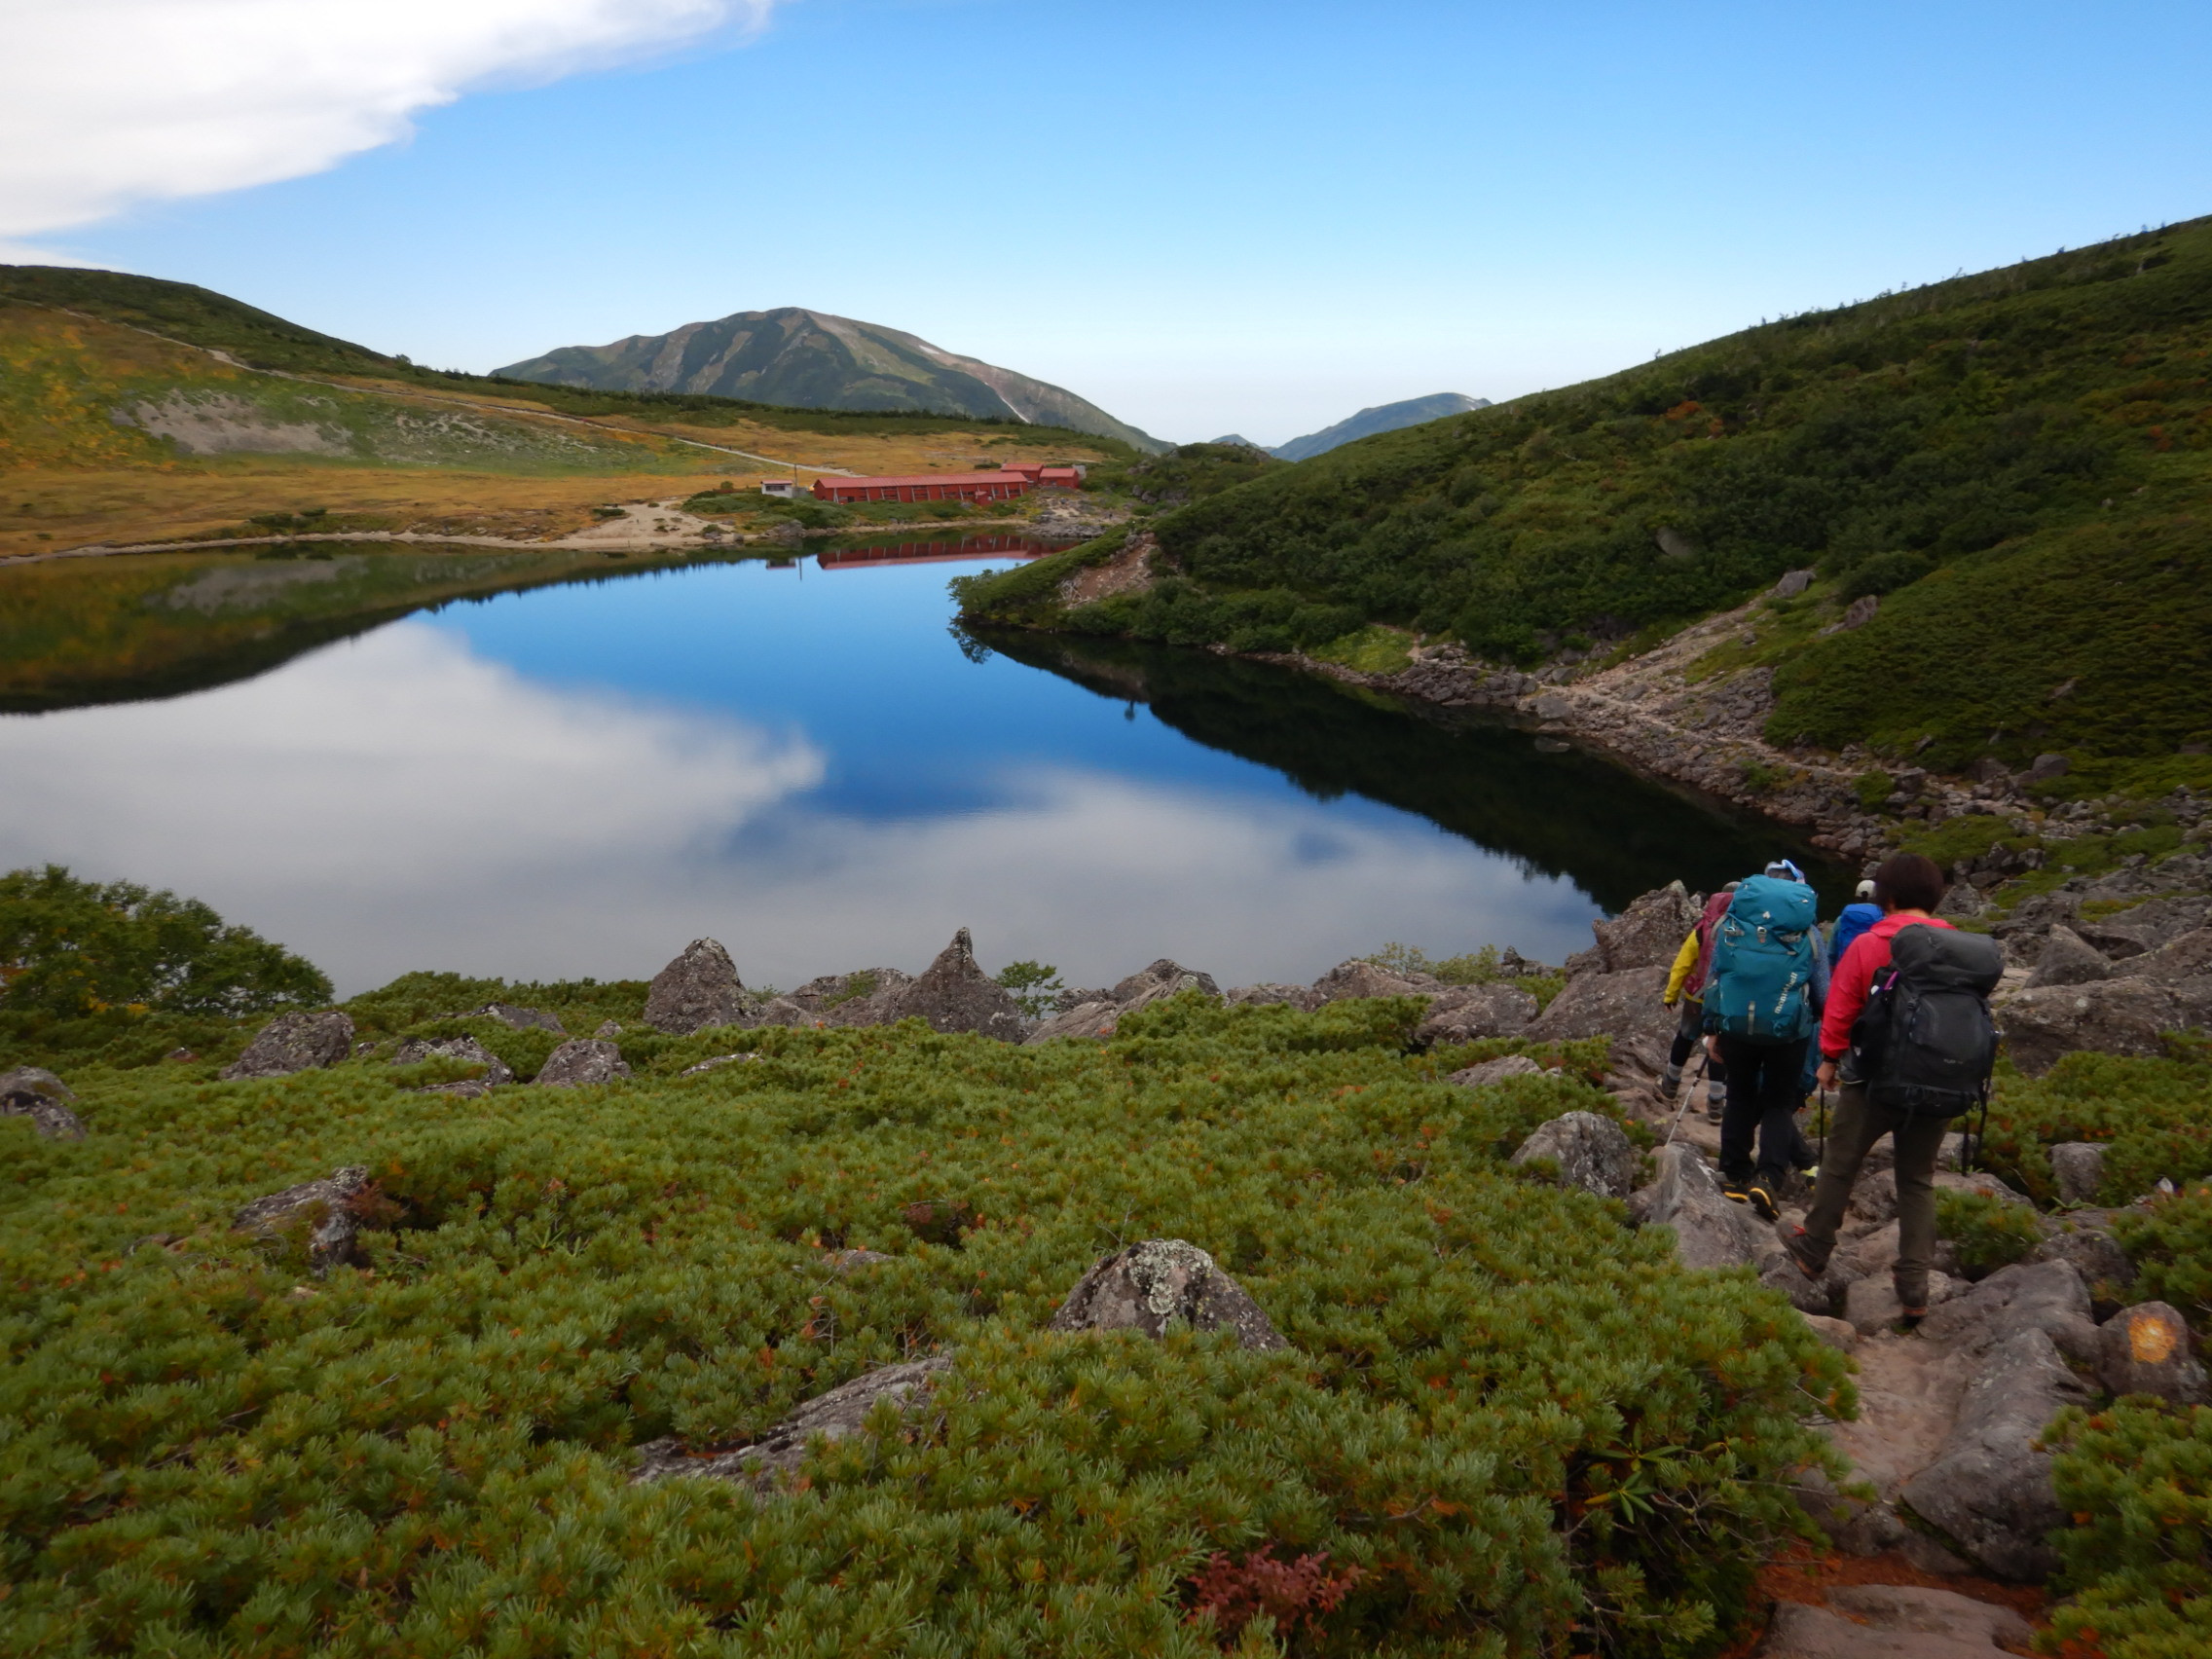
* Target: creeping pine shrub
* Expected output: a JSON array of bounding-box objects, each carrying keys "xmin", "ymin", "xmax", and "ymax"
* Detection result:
[
  {"xmin": 2045, "ymin": 1402, "xmax": 2212, "ymax": 1659},
  {"xmin": 1978, "ymin": 1048, "xmax": 2212, "ymax": 1207},
  {"xmin": 0, "ymin": 990, "xmax": 1848, "ymax": 1658},
  {"xmin": 1933, "ymin": 1190, "xmax": 2043, "ymax": 1275},
  {"xmin": 2113, "ymin": 1186, "xmax": 2212, "ymax": 1323},
  {"xmin": 1365, "ymin": 942, "xmax": 1569, "ymax": 1011}
]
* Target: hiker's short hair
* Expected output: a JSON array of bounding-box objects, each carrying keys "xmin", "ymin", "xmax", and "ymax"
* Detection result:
[{"xmin": 1872, "ymin": 852, "xmax": 1945, "ymax": 914}]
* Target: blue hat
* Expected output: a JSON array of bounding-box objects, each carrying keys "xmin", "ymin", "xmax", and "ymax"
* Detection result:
[{"xmin": 1763, "ymin": 859, "xmax": 1806, "ymax": 882}]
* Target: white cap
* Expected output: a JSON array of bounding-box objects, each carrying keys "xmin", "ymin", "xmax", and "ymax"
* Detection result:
[{"xmin": 1855, "ymin": 879, "xmax": 1876, "ymax": 901}]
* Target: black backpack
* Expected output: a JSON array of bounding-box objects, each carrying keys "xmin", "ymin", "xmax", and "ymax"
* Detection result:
[{"xmin": 1847, "ymin": 924, "xmax": 2005, "ymax": 1117}]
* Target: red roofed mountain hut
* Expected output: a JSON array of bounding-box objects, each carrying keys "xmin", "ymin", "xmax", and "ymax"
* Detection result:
[{"xmin": 814, "ymin": 472, "xmax": 1029, "ymax": 504}]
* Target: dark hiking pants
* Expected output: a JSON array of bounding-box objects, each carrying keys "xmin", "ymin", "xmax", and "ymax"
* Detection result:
[
  {"xmin": 1714, "ymin": 1034, "xmax": 1810, "ymax": 1194},
  {"xmin": 1799, "ymin": 1080, "xmax": 1949, "ymax": 1309}
]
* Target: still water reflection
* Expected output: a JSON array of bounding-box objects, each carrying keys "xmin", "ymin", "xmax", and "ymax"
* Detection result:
[{"xmin": 0, "ymin": 545, "xmax": 1833, "ymax": 996}]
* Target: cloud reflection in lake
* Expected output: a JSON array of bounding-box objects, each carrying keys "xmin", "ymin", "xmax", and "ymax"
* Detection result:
[{"xmin": 0, "ymin": 555, "xmax": 1614, "ymax": 995}]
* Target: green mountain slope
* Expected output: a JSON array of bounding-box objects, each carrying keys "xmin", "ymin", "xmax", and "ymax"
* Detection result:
[
  {"xmin": 496, "ymin": 306, "xmax": 1165, "ymax": 451},
  {"xmin": 962, "ymin": 219, "xmax": 2212, "ymax": 792},
  {"xmin": 1272, "ymin": 391, "xmax": 1492, "ymax": 461}
]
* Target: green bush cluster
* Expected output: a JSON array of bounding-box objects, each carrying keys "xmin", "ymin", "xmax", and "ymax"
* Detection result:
[
  {"xmin": 1087, "ymin": 443, "xmax": 1279, "ymax": 506},
  {"xmin": 0, "ymin": 866, "xmax": 331, "ymax": 1068},
  {"xmin": 1931, "ymin": 1190, "xmax": 2043, "ymax": 1275},
  {"xmin": 1363, "ymin": 945, "xmax": 1568, "ymax": 1013},
  {"xmin": 1068, "ymin": 579, "xmax": 1365, "ymax": 656},
  {"xmin": 1, "ymin": 990, "xmax": 1846, "ymax": 1657},
  {"xmin": 2045, "ymin": 1401, "xmax": 2212, "ymax": 1659},
  {"xmin": 1977, "ymin": 1048, "xmax": 2212, "ymax": 1210},
  {"xmin": 2112, "ymin": 1187, "xmax": 2212, "ymax": 1325}
]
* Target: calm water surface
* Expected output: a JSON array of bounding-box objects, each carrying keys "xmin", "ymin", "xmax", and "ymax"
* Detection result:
[{"xmin": 0, "ymin": 544, "xmax": 1833, "ymax": 995}]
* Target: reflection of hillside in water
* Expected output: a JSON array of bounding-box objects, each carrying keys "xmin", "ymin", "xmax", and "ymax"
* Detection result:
[{"xmin": 979, "ymin": 630, "xmax": 1845, "ymax": 913}]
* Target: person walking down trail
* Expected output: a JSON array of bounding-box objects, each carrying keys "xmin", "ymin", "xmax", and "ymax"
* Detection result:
[
  {"xmin": 1782, "ymin": 853, "xmax": 2005, "ymax": 1325},
  {"xmin": 1829, "ymin": 878, "xmax": 1882, "ymax": 968},
  {"xmin": 1701, "ymin": 869, "xmax": 1827, "ymax": 1222},
  {"xmin": 1663, "ymin": 881, "xmax": 1738, "ymax": 1124}
]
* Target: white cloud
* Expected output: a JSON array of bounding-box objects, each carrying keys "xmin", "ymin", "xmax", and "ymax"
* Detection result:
[
  {"xmin": 0, "ymin": 0, "xmax": 769, "ymax": 241},
  {"xmin": 0, "ymin": 618, "xmax": 1600, "ymax": 996}
]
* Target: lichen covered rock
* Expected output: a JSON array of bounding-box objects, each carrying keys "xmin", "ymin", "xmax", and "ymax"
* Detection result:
[
  {"xmin": 221, "ymin": 1011, "xmax": 355, "ymax": 1080},
  {"xmin": 1050, "ymin": 1238, "xmax": 1286, "ymax": 1349}
]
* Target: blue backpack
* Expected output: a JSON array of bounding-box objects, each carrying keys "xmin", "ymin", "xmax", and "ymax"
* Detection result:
[{"xmin": 1704, "ymin": 875, "xmax": 1820, "ymax": 1042}]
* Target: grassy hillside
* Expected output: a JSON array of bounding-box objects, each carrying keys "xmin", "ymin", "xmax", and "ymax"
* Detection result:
[
  {"xmin": 0, "ymin": 974, "xmax": 1845, "ymax": 1658},
  {"xmin": 0, "ymin": 267, "xmax": 1141, "ymax": 456},
  {"xmin": 961, "ymin": 219, "xmax": 2212, "ymax": 793}
]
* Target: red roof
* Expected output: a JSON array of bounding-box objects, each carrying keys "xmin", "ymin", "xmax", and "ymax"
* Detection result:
[{"xmin": 822, "ymin": 472, "xmax": 1025, "ymax": 489}]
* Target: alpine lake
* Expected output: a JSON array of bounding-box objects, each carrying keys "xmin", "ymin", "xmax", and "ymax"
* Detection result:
[{"xmin": 0, "ymin": 535, "xmax": 1843, "ymax": 996}]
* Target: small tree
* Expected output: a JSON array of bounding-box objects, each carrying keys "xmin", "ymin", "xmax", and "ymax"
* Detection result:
[
  {"xmin": 0, "ymin": 865, "xmax": 332, "ymax": 1017},
  {"xmin": 993, "ymin": 959, "xmax": 1065, "ymax": 1018}
]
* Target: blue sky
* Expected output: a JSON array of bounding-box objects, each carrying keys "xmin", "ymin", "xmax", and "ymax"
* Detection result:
[{"xmin": 16, "ymin": 0, "xmax": 2212, "ymax": 443}]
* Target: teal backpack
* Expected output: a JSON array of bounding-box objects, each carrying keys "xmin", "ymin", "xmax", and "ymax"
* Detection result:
[{"xmin": 1704, "ymin": 875, "xmax": 1820, "ymax": 1042}]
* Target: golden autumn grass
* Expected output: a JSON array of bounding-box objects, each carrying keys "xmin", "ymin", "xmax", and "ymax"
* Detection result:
[{"xmin": 1, "ymin": 303, "xmax": 1123, "ymax": 559}]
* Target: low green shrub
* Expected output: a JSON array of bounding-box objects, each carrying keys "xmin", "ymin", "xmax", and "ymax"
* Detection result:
[
  {"xmin": 1365, "ymin": 943, "xmax": 1569, "ymax": 1011},
  {"xmin": 2046, "ymin": 1401, "xmax": 2212, "ymax": 1659},
  {"xmin": 1933, "ymin": 1189, "xmax": 2043, "ymax": 1275},
  {"xmin": 2113, "ymin": 1186, "xmax": 2212, "ymax": 1324},
  {"xmin": 1978, "ymin": 1050, "xmax": 2212, "ymax": 1208},
  {"xmin": 0, "ymin": 990, "xmax": 1846, "ymax": 1657}
]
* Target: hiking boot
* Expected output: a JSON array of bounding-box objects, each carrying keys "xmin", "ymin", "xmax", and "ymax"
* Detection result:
[
  {"xmin": 1746, "ymin": 1184, "xmax": 1780, "ymax": 1223},
  {"xmin": 1780, "ymin": 1227, "xmax": 1829, "ymax": 1280},
  {"xmin": 1899, "ymin": 1307, "xmax": 1929, "ymax": 1331},
  {"xmin": 1705, "ymin": 1096, "xmax": 1726, "ymax": 1124},
  {"xmin": 1662, "ymin": 1064, "xmax": 1683, "ymax": 1094},
  {"xmin": 1720, "ymin": 1183, "xmax": 1751, "ymax": 1206}
]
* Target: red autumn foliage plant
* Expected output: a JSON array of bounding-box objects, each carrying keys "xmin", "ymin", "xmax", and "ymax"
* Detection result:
[{"xmin": 1187, "ymin": 1544, "xmax": 1362, "ymax": 1644}]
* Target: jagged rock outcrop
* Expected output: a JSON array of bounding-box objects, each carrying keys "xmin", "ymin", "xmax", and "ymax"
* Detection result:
[
  {"xmin": 1309, "ymin": 958, "xmax": 1436, "ymax": 1002},
  {"xmin": 1226, "ymin": 982, "xmax": 1325, "ymax": 1011},
  {"xmin": 2097, "ymin": 1301, "xmax": 2208, "ymax": 1405},
  {"xmin": 633, "ymin": 1353, "xmax": 955, "ymax": 1488},
  {"xmin": 889, "ymin": 929, "xmax": 1027, "ymax": 1041},
  {"xmin": 1050, "ymin": 1238, "xmax": 1286, "ymax": 1349},
  {"xmin": 781, "ymin": 968, "xmax": 914, "ymax": 1026},
  {"xmin": 391, "ymin": 1036, "xmax": 514, "ymax": 1092},
  {"xmin": 1026, "ymin": 956, "xmax": 1224, "ymax": 1044},
  {"xmin": 643, "ymin": 939, "xmax": 755, "ymax": 1035},
  {"xmin": 221, "ymin": 1011, "xmax": 355, "ymax": 1080},
  {"xmin": 1415, "ymin": 982, "xmax": 1538, "ymax": 1045},
  {"xmin": 232, "ymin": 1165, "xmax": 370, "ymax": 1272},
  {"xmin": 1112, "ymin": 958, "xmax": 1222, "ymax": 1005},
  {"xmin": 1024, "ymin": 998, "xmax": 1122, "ymax": 1044},
  {"xmin": 535, "ymin": 1039, "xmax": 632, "ymax": 1087},
  {"xmin": 0, "ymin": 1066, "xmax": 86, "ymax": 1139},
  {"xmin": 1509, "ymin": 1111, "xmax": 1638, "ymax": 1198},
  {"xmin": 1524, "ymin": 966, "xmax": 1675, "ymax": 1059},
  {"xmin": 1590, "ymin": 881, "xmax": 1699, "ymax": 972}
]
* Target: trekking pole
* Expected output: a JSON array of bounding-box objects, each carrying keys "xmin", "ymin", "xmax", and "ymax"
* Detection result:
[{"xmin": 1662, "ymin": 1046, "xmax": 1710, "ymax": 1150}]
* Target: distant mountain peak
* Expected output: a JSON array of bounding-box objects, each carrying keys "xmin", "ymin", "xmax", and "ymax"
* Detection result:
[
  {"xmin": 495, "ymin": 308, "xmax": 1163, "ymax": 451},
  {"xmin": 1271, "ymin": 392, "xmax": 1491, "ymax": 461}
]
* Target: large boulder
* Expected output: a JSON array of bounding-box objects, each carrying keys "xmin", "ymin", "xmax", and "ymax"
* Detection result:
[
  {"xmin": 783, "ymin": 967, "xmax": 914, "ymax": 1026},
  {"xmin": 1448, "ymin": 1053, "xmax": 1543, "ymax": 1089},
  {"xmin": 633, "ymin": 1353, "xmax": 954, "ymax": 1488},
  {"xmin": 1, "ymin": 1079, "xmax": 86, "ymax": 1141},
  {"xmin": 1524, "ymin": 965, "xmax": 1674, "ymax": 1057},
  {"xmin": 1023, "ymin": 999, "xmax": 1122, "ymax": 1045},
  {"xmin": 1509, "ymin": 1111, "xmax": 1638, "ymax": 1198},
  {"xmin": 1756, "ymin": 1586, "xmax": 2031, "ymax": 1658},
  {"xmin": 391, "ymin": 1035, "xmax": 514, "ymax": 1090},
  {"xmin": 1999, "ymin": 977, "xmax": 2206, "ymax": 1075},
  {"xmin": 535, "ymin": 1039, "xmax": 632, "ymax": 1087},
  {"xmin": 1899, "ymin": 1326, "xmax": 2093, "ymax": 1580},
  {"xmin": 1309, "ymin": 958, "xmax": 1434, "ymax": 1003},
  {"xmin": 2048, "ymin": 1142, "xmax": 2107, "ymax": 1204},
  {"xmin": 0, "ymin": 1065, "xmax": 73, "ymax": 1101},
  {"xmin": 643, "ymin": 939, "xmax": 754, "ymax": 1035},
  {"xmin": 1415, "ymin": 982, "xmax": 1538, "ymax": 1045},
  {"xmin": 233, "ymin": 1165, "xmax": 370, "ymax": 1273},
  {"xmin": 1049, "ymin": 1238, "xmax": 1286, "ymax": 1350},
  {"xmin": 2097, "ymin": 1301, "xmax": 2209, "ymax": 1405},
  {"xmin": 1921, "ymin": 1259, "xmax": 2100, "ymax": 1358},
  {"xmin": 883, "ymin": 928, "xmax": 1027, "ymax": 1042},
  {"xmin": 221, "ymin": 1011, "xmax": 355, "ymax": 1080},
  {"xmin": 2118, "ymin": 926, "xmax": 2212, "ymax": 984},
  {"xmin": 1112, "ymin": 958, "xmax": 1222, "ymax": 1006},
  {"xmin": 1644, "ymin": 1143, "xmax": 1761, "ymax": 1271},
  {"xmin": 2021, "ymin": 925, "xmax": 2111, "ymax": 989},
  {"xmin": 1591, "ymin": 882, "xmax": 1700, "ymax": 973}
]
